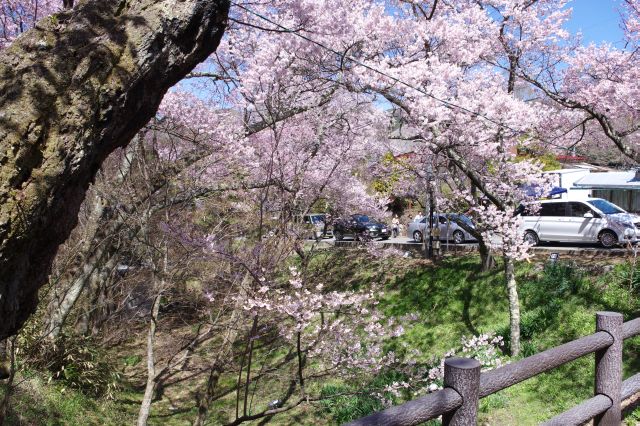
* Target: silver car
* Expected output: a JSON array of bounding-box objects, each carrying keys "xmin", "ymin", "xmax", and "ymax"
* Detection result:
[
  {"xmin": 521, "ymin": 198, "xmax": 640, "ymax": 248},
  {"xmin": 408, "ymin": 214, "xmax": 477, "ymax": 244}
]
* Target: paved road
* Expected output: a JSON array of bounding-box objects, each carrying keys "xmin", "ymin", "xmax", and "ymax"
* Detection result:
[{"xmin": 318, "ymin": 235, "xmax": 634, "ymax": 257}]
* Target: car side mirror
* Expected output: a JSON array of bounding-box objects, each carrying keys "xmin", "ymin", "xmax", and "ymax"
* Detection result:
[{"xmin": 583, "ymin": 212, "xmax": 593, "ymax": 218}]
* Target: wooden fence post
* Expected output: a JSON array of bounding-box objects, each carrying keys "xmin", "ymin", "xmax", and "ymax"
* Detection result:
[
  {"xmin": 443, "ymin": 357, "xmax": 481, "ymax": 426},
  {"xmin": 595, "ymin": 311, "xmax": 623, "ymax": 426}
]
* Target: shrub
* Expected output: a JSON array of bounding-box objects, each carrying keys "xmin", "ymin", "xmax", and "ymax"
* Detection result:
[
  {"xmin": 320, "ymin": 384, "xmax": 384, "ymax": 424},
  {"xmin": 320, "ymin": 371, "xmax": 408, "ymax": 423},
  {"xmin": 21, "ymin": 333, "xmax": 120, "ymax": 399}
]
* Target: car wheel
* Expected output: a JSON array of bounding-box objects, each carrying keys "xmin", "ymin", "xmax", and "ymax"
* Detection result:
[
  {"xmin": 599, "ymin": 230, "xmax": 617, "ymax": 248},
  {"xmin": 334, "ymin": 231, "xmax": 343, "ymax": 241},
  {"xmin": 524, "ymin": 230, "xmax": 539, "ymax": 246},
  {"xmin": 413, "ymin": 230, "xmax": 423, "ymax": 243},
  {"xmin": 453, "ymin": 230, "xmax": 465, "ymax": 244}
]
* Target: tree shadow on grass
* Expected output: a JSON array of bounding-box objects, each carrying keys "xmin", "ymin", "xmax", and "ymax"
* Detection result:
[
  {"xmin": 462, "ymin": 280, "xmax": 480, "ymax": 336},
  {"xmin": 381, "ymin": 257, "xmax": 506, "ymax": 351}
]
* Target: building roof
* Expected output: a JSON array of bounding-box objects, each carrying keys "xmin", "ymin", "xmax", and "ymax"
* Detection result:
[
  {"xmin": 545, "ymin": 168, "xmax": 591, "ymax": 175},
  {"xmin": 573, "ymin": 170, "xmax": 640, "ymax": 190}
]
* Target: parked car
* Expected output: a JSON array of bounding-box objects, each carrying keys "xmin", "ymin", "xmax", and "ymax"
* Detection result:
[
  {"xmin": 301, "ymin": 213, "xmax": 333, "ymax": 239},
  {"xmin": 408, "ymin": 214, "xmax": 477, "ymax": 244},
  {"xmin": 333, "ymin": 214, "xmax": 390, "ymax": 241},
  {"xmin": 519, "ymin": 198, "xmax": 640, "ymax": 248}
]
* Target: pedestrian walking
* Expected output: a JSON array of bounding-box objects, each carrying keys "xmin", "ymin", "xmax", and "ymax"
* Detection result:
[{"xmin": 391, "ymin": 214, "xmax": 400, "ymax": 238}]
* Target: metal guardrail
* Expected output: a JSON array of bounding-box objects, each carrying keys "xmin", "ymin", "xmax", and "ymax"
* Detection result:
[{"xmin": 347, "ymin": 312, "xmax": 640, "ymax": 426}]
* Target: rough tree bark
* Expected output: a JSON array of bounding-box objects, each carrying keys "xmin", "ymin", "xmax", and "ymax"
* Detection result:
[
  {"xmin": 0, "ymin": 339, "xmax": 8, "ymax": 380},
  {"xmin": 0, "ymin": 338, "xmax": 16, "ymax": 425},
  {"xmin": 0, "ymin": 0, "xmax": 230, "ymax": 339}
]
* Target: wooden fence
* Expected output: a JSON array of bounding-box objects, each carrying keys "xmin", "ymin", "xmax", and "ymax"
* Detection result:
[{"xmin": 347, "ymin": 312, "xmax": 640, "ymax": 426}]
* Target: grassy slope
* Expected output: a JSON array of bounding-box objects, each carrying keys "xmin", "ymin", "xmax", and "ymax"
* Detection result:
[
  {"xmin": 309, "ymin": 249, "xmax": 640, "ymax": 425},
  {"xmin": 3, "ymin": 249, "xmax": 640, "ymax": 425}
]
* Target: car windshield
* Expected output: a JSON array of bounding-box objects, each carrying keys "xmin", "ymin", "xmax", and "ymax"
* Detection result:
[
  {"xmin": 587, "ymin": 199, "xmax": 625, "ymax": 215},
  {"xmin": 354, "ymin": 215, "xmax": 370, "ymax": 223}
]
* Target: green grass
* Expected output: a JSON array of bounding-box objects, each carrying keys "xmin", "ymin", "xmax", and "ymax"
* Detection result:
[
  {"xmin": 0, "ymin": 374, "xmax": 130, "ymax": 426},
  {"xmin": 307, "ymin": 251, "xmax": 640, "ymax": 424},
  {"xmin": 381, "ymin": 256, "xmax": 509, "ymax": 356},
  {"xmin": 4, "ymin": 251, "xmax": 640, "ymax": 425}
]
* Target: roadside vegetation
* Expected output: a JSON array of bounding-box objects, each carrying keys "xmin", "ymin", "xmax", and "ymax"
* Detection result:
[{"xmin": 2, "ymin": 249, "xmax": 639, "ymax": 425}]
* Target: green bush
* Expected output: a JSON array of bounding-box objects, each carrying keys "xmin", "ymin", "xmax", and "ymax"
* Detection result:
[
  {"xmin": 611, "ymin": 261, "xmax": 640, "ymax": 293},
  {"xmin": 320, "ymin": 384, "xmax": 384, "ymax": 424},
  {"xmin": 22, "ymin": 333, "xmax": 120, "ymax": 399},
  {"xmin": 319, "ymin": 371, "xmax": 409, "ymax": 424},
  {"xmin": 123, "ymin": 354, "xmax": 142, "ymax": 367}
]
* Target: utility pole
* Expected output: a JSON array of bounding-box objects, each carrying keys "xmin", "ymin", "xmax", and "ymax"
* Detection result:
[
  {"xmin": 424, "ymin": 164, "xmax": 435, "ymax": 259},
  {"xmin": 428, "ymin": 188, "xmax": 434, "ymax": 259}
]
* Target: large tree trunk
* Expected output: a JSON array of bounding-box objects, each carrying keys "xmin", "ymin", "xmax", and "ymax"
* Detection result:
[
  {"xmin": 503, "ymin": 255, "xmax": 521, "ymax": 357},
  {"xmin": 0, "ymin": 0, "xmax": 229, "ymax": 339},
  {"xmin": 74, "ymin": 251, "xmax": 118, "ymax": 336},
  {"xmin": 46, "ymin": 141, "xmax": 137, "ymax": 339},
  {"xmin": 0, "ymin": 340, "xmax": 8, "ymax": 380},
  {"xmin": 0, "ymin": 337, "xmax": 16, "ymax": 425}
]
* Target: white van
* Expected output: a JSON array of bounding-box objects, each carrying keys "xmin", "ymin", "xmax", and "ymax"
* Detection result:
[{"xmin": 521, "ymin": 198, "xmax": 640, "ymax": 247}]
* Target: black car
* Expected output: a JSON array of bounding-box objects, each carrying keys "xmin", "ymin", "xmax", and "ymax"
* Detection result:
[{"xmin": 333, "ymin": 214, "xmax": 390, "ymax": 241}]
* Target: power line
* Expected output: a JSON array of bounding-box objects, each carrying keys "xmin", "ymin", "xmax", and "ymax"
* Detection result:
[
  {"xmin": 231, "ymin": 2, "xmax": 594, "ymax": 156},
  {"xmin": 231, "ymin": 2, "xmax": 527, "ymax": 136}
]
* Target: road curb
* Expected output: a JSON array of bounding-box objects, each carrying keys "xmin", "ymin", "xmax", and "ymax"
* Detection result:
[{"xmin": 332, "ymin": 240, "xmax": 633, "ymax": 258}]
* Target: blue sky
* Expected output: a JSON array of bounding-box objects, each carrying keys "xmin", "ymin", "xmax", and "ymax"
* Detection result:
[{"xmin": 565, "ymin": 0, "xmax": 626, "ymax": 45}]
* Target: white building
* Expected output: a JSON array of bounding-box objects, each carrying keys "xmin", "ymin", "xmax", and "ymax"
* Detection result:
[
  {"xmin": 573, "ymin": 170, "xmax": 640, "ymax": 213},
  {"xmin": 544, "ymin": 168, "xmax": 592, "ymax": 200},
  {"xmin": 544, "ymin": 168, "xmax": 640, "ymax": 213}
]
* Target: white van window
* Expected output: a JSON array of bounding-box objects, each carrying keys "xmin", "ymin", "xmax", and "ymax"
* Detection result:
[
  {"xmin": 540, "ymin": 203, "xmax": 566, "ymax": 217},
  {"xmin": 587, "ymin": 199, "xmax": 624, "ymax": 215},
  {"xmin": 568, "ymin": 202, "xmax": 592, "ymax": 217}
]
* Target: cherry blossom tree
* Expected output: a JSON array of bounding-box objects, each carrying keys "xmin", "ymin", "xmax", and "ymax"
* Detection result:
[
  {"xmin": 156, "ymin": 85, "xmax": 388, "ymax": 419},
  {"xmin": 0, "ymin": 0, "xmax": 64, "ymax": 48},
  {"xmin": 515, "ymin": 0, "xmax": 640, "ymax": 163},
  {"xmin": 214, "ymin": 0, "xmax": 567, "ymax": 355}
]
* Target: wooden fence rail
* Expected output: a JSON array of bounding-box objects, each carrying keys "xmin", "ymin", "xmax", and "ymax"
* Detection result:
[{"xmin": 347, "ymin": 312, "xmax": 640, "ymax": 426}]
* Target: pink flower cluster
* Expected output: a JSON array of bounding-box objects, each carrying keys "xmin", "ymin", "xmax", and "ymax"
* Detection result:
[
  {"xmin": 1, "ymin": 0, "xmax": 61, "ymax": 49},
  {"xmin": 241, "ymin": 266, "xmax": 404, "ymax": 377}
]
